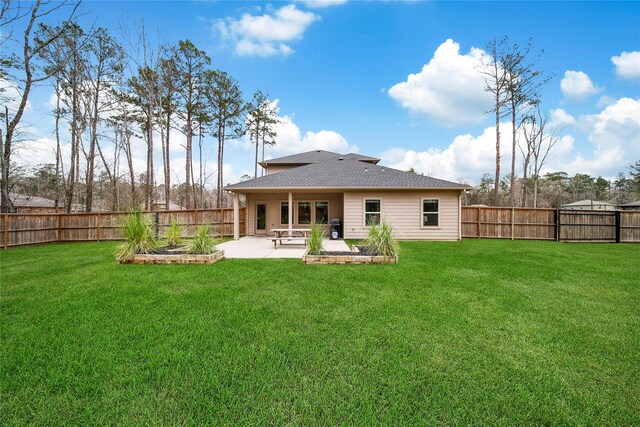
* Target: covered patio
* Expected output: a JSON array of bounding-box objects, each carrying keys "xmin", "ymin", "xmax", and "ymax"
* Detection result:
[{"xmin": 217, "ymin": 236, "xmax": 350, "ymax": 259}]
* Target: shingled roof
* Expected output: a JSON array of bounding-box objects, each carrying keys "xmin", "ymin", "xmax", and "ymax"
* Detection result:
[
  {"xmin": 258, "ymin": 150, "xmax": 380, "ymax": 167},
  {"xmin": 225, "ymin": 157, "xmax": 469, "ymax": 191}
]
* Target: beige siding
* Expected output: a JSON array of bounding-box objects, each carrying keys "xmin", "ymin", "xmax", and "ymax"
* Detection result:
[
  {"xmin": 246, "ymin": 192, "xmax": 343, "ymax": 235},
  {"xmin": 343, "ymin": 190, "xmax": 462, "ymax": 240},
  {"xmin": 265, "ymin": 165, "xmax": 298, "ymax": 175}
]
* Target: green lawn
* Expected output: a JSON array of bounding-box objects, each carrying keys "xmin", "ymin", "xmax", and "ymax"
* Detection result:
[{"xmin": 1, "ymin": 240, "xmax": 638, "ymax": 425}]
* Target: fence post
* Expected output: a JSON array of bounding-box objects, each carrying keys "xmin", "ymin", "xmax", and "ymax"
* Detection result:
[
  {"xmin": 555, "ymin": 209, "xmax": 560, "ymax": 241},
  {"xmin": 477, "ymin": 207, "xmax": 482, "ymax": 239},
  {"xmin": 3, "ymin": 214, "xmax": 8, "ymax": 249},
  {"xmin": 57, "ymin": 214, "xmax": 62, "ymax": 242},
  {"xmin": 511, "ymin": 208, "xmax": 515, "ymax": 240},
  {"xmin": 615, "ymin": 210, "xmax": 621, "ymax": 243},
  {"xmin": 154, "ymin": 212, "xmax": 160, "ymax": 239},
  {"xmin": 96, "ymin": 213, "xmax": 101, "ymax": 242}
]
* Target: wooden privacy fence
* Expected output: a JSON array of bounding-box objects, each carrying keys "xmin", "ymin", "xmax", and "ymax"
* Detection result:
[
  {"xmin": 1, "ymin": 208, "xmax": 246, "ymax": 249},
  {"xmin": 462, "ymin": 207, "xmax": 640, "ymax": 243}
]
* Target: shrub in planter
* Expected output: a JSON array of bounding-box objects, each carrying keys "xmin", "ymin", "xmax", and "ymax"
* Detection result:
[
  {"xmin": 165, "ymin": 219, "xmax": 183, "ymax": 246},
  {"xmin": 189, "ymin": 225, "xmax": 216, "ymax": 254},
  {"xmin": 306, "ymin": 224, "xmax": 326, "ymax": 255},
  {"xmin": 116, "ymin": 211, "xmax": 157, "ymax": 262},
  {"xmin": 366, "ymin": 220, "xmax": 399, "ymax": 261}
]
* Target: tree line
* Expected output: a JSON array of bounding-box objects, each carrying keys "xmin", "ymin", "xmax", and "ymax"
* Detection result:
[
  {"xmin": 464, "ymin": 162, "xmax": 640, "ymax": 208},
  {"xmin": 1, "ymin": 0, "xmax": 279, "ymax": 213}
]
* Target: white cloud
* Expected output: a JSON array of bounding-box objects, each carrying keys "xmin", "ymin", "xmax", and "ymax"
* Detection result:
[
  {"xmin": 267, "ymin": 116, "xmax": 356, "ymax": 156},
  {"xmin": 388, "ymin": 39, "xmax": 492, "ymax": 127},
  {"xmin": 549, "ymin": 108, "xmax": 577, "ymax": 128},
  {"xmin": 235, "ymin": 99, "xmax": 356, "ymax": 158},
  {"xmin": 298, "ymin": 0, "xmax": 348, "ymax": 8},
  {"xmin": 611, "ymin": 51, "xmax": 640, "ymax": 80},
  {"xmin": 1, "ymin": 77, "xmax": 31, "ymax": 116},
  {"xmin": 565, "ymin": 97, "xmax": 640, "ymax": 175},
  {"xmin": 379, "ymin": 123, "xmax": 513, "ymax": 183},
  {"xmin": 214, "ymin": 4, "xmax": 318, "ymax": 57},
  {"xmin": 560, "ymin": 70, "xmax": 600, "ymax": 101}
]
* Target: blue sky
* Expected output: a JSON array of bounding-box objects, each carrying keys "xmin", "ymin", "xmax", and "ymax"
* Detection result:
[{"xmin": 6, "ymin": 0, "xmax": 640, "ymax": 185}]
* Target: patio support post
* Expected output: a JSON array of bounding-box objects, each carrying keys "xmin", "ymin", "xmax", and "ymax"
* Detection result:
[
  {"xmin": 288, "ymin": 192, "xmax": 293, "ymax": 237},
  {"xmin": 233, "ymin": 192, "xmax": 240, "ymax": 240}
]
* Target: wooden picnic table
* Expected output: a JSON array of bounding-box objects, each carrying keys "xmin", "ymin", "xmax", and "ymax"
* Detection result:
[{"xmin": 269, "ymin": 228, "xmax": 311, "ymax": 248}]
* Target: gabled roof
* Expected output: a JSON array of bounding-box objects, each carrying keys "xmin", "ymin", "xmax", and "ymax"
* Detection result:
[
  {"xmin": 9, "ymin": 193, "xmax": 56, "ymax": 208},
  {"xmin": 618, "ymin": 200, "xmax": 640, "ymax": 207},
  {"xmin": 258, "ymin": 150, "xmax": 380, "ymax": 167},
  {"xmin": 225, "ymin": 157, "xmax": 469, "ymax": 191},
  {"xmin": 563, "ymin": 199, "xmax": 614, "ymax": 207}
]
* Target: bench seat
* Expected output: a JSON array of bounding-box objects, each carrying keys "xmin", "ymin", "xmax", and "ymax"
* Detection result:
[{"xmin": 270, "ymin": 237, "xmax": 307, "ymax": 249}]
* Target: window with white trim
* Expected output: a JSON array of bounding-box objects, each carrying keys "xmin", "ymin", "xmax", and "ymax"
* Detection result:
[
  {"xmin": 422, "ymin": 199, "xmax": 439, "ymax": 227},
  {"xmin": 364, "ymin": 199, "xmax": 381, "ymax": 226}
]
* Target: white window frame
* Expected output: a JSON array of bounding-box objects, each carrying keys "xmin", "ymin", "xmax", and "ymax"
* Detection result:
[
  {"xmin": 421, "ymin": 198, "xmax": 440, "ymax": 228},
  {"xmin": 363, "ymin": 198, "xmax": 381, "ymax": 227}
]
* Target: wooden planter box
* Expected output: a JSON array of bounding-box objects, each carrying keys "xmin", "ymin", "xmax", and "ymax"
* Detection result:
[
  {"xmin": 303, "ymin": 254, "xmax": 397, "ymax": 265},
  {"xmin": 120, "ymin": 250, "xmax": 224, "ymax": 265}
]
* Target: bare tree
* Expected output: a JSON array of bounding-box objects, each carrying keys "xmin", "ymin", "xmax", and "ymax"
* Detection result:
[
  {"xmin": 478, "ymin": 37, "xmax": 509, "ymax": 206},
  {"xmin": 521, "ymin": 107, "xmax": 558, "ymax": 208},
  {"xmin": 83, "ymin": 28, "xmax": 124, "ymax": 211},
  {"xmin": 247, "ymin": 91, "xmax": 279, "ymax": 179},
  {"xmin": 502, "ymin": 37, "xmax": 552, "ymax": 206},
  {"xmin": 1, "ymin": 0, "xmax": 80, "ymax": 213}
]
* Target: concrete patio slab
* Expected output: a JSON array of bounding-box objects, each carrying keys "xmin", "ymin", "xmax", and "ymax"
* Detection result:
[{"xmin": 217, "ymin": 236, "xmax": 351, "ymax": 259}]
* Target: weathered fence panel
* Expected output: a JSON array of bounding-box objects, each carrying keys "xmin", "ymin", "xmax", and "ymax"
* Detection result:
[
  {"xmin": 462, "ymin": 207, "xmax": 556, "ymax": 240},
  {"xmin": 558, "ymin": 210, "xmax": 616, "ymax": 242},
  {"xmin": 620, "ymin": 211, "xmax": 640, "ymax": 243},
  {"xmin": 462, "ymin": 207, "xmax": 639, "ymax": 243},
  {"xmin": 1, "ymin": 208, "xmax": 246, "ymax": 249}
]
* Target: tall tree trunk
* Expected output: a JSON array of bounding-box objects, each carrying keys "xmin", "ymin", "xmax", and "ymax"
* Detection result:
[
  {"xmin": 198, "ymin": 126, "xmax": 203, "ymax": 207},
  {"xmin": 493, "ymin": 101, "xmax": 501, "ymax": 206},
  {"xmin": 163, "ymin": 111, "xmax": 171, "ymax": 210},
  {"xmin": 509, "ymin": 95, "xmax": 517, "ymax": 207},
  {"xmin": 185, "ymin": 113, "xmax": 192, "ymax": 210},
  {"xmin": 145, "ymin": 110, "xmax": 154, "ymax": 211},
  {"xmin": 66, "ymin": 67, "xmax": 79, "ymax": 213},
  {"xmin": 1, "ymin": 2, "xmax": 39, "ymax": 213},
  {"xmin": 85, "ymin": 77, "xmax": 101, "ymax": 213},
  {"xmin": 123, "ymin": 130, "xmax": 137, "ymax": 207}
]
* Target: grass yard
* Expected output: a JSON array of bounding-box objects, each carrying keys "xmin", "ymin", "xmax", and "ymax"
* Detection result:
[{"xmin": 1, "ymin": 240, "xmax": 639, "ymax": 425}]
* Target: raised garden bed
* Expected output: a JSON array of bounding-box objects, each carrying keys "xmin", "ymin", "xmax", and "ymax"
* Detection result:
[
  {"xmin": 303, "ymin": 246, "xmax": 397, "ymax": 265},
  {"xmin": 119, "ymin": 245, "xmax": 224, "ymax": 264}
]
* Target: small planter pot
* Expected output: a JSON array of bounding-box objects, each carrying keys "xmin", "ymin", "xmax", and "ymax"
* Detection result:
[{"xmin": 120, "ymin": 250, "xmax": 224, "ymax": 265}]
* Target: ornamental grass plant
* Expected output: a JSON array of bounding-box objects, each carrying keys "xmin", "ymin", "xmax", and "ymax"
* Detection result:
[
  {"xmin": 188, "ymin": 225, "xmax": 216, "ymax": 254},
  {"xmin": 116, "ymin": 211, "xmax": 157, "ymax": 262},
  {"xmin": 366, "ymin": 220, "xmax": 399, "ymax": 260},
  {"xmin": 165, "ymin": 219, "xmax": 183, "ymax": 246},
  {"xmin": 306, "ymin": 224, "xmax": 326, "ymax": 255}
]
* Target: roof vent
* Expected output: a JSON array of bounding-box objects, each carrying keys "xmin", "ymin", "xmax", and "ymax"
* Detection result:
[
  {"xmin": 364, "ymin": 167, "xmax": 368, "ymax": 172},
  {"xmin": 338, "ymin": 156, "xmax": 344, "ymax": 160}
]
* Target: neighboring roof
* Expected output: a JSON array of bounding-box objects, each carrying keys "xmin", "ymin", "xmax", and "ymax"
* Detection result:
[
  {"xmin": 618, "ymin": 200, "xmax": 640, "ymax": 207},
  {"xmin": 9, "ymin": 193, "xmax": 56, "ymax": 208},
  {"xmin": 225, "ymin": 157, "xmax": 469, "ymax": 191},
  {"xmin": 563, "ymin": 199, "xmax": 615, "ymax": 207},
  {"xmin": 258, "ymin": 150, "xmax": 380, "ymax": 167}
]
